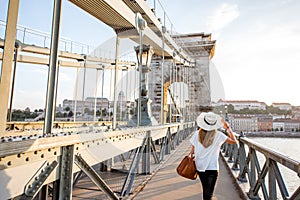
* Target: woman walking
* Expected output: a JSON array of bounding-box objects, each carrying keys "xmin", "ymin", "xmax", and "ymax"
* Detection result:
[{"xmin": 190, "ymin": 112, "xmax": 237, "ymax": 200}]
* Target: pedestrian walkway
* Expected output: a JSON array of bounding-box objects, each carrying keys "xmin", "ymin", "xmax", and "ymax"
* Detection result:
[{"xmin": 130, "ymin": 135, "xmax": 243, "ymax": 200}]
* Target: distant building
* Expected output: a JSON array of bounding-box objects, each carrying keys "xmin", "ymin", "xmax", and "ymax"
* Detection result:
[
  {"xmin": 271, "ymin": 103, "xmax": 292, "ymax": 111},
  {"xmin": 56, "ymin": 104, "xmax": 63, "ymax": 112},
  {"xmin": 272, "ymin": 115, "xmax": 286, "ymax": 120},
  {"xmin": 273, "ymin": 118, "xmax": 300, "ymax": 132},
  {"xmin": 257, "ymin": 115, "xmax": 273, "ymax": 131},
  {"xmin": 85, "ymin": 97, "xmax": 110, "ymax": 111},
  {"xmin": 273, "ymin": 119, "xmax": 285, "ymax": 131},
  {"xmin": 217, "ymin": 99, "xmax": 266, "ymax": 111},
  {"xmin": 285, "ymin": 119, "xmax": 300, "ymax": 132},
  {"xmin": 228, "ymin": 114, "xmax": 258, "ymax": 132},
  {"xmin": 292, "ymin": 106, "xmax": 300, "ymax": 118},
  {"xmin": 63, "ymin": 97, "xmax": 110, "ymax": 113}
]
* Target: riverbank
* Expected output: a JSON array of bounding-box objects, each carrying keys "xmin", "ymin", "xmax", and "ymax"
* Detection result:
[{"xmin": 243, "ymin": 131, "xmax": 300, "ymax": 138}]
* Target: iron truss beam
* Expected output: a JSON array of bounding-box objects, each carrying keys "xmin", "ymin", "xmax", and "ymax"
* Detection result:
[
  {"xmin": 0, "ymin": 122, "xmax": 194, "ymax": 199},
  {"xmin": 68, "ymin": 0, "xmax": 191, "ymax": 64},
  {"xmin": 0, "ymin": 39, "xmax": 136, "ymax": 70}
]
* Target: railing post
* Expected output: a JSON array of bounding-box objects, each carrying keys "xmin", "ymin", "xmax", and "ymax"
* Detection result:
[
  {"xmin": 268, "ymin": 159, "xmax": 277, "ymax": 200},
  {"xmin": 120, "ymin": 137, "xmax": 147, "ymax": 197},
  {"xmin": 231, "ymin": 144, "xmax": 239, "ymax": 170},
  {"xmin": 227, "ymin": 144, "xmax": 234, "ymax": 163},
  {"xmin": 248, "ymin": 148, "xmax": 261, "ymax": 200},
  {"xmin": 165, "ymin": 127, "xmax": 172, "ymax": 154},
  {"xmin": 142, "ymin": 131, "xmax": 151, "ymax": 174},
  {"xmin": 237, "ymin": 141, "xmax": 248, "ymax": 182},
  {"xmin": 224, "ymin": 143, "xmax": 231, "ymax": 157},
  {"xmin": 159, "ymin": 136, "xmax": 166, "ymax": 161},
  {"xmin": 270, "ymin": 159, "xmax": 289, "ymax": 199}
]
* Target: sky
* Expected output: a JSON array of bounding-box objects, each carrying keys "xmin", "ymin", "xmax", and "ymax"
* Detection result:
[
  {"xmin": 1, "ymin": 0, "xmax": 300, "ymax": 109},
  {"xmin": 162, "ymin": 0, "xmax": 300, "ymax": 106}
]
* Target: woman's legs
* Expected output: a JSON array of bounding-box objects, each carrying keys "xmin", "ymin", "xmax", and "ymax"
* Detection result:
[{"xmin": 198, "ymin": 170, "xmax": 218, "ymax": 200}]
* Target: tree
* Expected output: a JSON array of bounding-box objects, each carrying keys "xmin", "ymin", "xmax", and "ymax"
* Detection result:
[
  {"xmin": 102, "ymin": 108, "xmax": 107, "ymax": 117},
  {"xmin": 96, "ymin": 110, "xmax": 101, "ymax": 116},
  {"xmin": 227, "ymin": 104, "xmax": 234, "ymax": 113},
  {"xmin": 65, "ymin": 107, "xmax": 70, "ymax": 112},
  {"xmin": 68, "ymin": 111, "xmax": 73, "ymax": 117},
  {"xmin": 56, "ymin": 112, "xmax": 63, "ymax": 118}
]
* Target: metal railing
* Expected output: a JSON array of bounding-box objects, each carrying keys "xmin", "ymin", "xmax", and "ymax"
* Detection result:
[
  {"xmin": 221, "ymin": 135, "xmax": 300, "ymax": 200},
  {"xmin": 0, "ymin": 20, "xmax": 134, "ymax": 61},
  {"xmin": 0, "ymin": 122, "xmax": 195, "ymax": 199}
]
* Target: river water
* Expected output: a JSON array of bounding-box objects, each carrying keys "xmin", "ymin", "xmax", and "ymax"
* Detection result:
[{"xmin": 250, "ymin": 137, "xmax": 299, "ymax": 198}]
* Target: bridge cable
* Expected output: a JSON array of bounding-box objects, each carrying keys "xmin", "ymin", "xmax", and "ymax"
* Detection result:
[
  {"xmin": 74, "ymin": 67, "xmax": 79, "ymax": 122},
  {"xmin": 101, "ymin": 66, "xmax": 105, "ymax": 121}
]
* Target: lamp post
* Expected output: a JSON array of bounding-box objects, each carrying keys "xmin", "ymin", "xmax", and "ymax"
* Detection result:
[
  {"xmin": 128, "ymin": 14, "xmax": 157, "ymax": 126},
  {"xmin": 128, "ymin": 44, "xmax": 158, "ymax": 126}
]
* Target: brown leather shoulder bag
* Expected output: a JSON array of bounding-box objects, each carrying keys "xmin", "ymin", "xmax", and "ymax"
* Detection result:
[{"xmin": 176, "ymin": 154, "xmax": 197, "ymax": 180}]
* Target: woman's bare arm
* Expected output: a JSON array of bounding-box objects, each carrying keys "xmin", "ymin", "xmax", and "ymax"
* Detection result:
[
  {"xmin": 226, "ymin": 133, "xmax": 237, "ymax": 144},
  {"xmin": 222, "ymin": 119, "xmax": 237, "ymax": 144}
]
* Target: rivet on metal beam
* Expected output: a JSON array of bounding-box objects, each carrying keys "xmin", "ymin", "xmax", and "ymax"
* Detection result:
[{"xmin": 24, "ymin": 160, "xmax": 58, "ymax": 197}]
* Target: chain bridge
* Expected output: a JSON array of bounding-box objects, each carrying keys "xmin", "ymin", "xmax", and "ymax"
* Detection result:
[{"xmin": 0, "ymin": 1, "xmax": 299, "ymax": 200}]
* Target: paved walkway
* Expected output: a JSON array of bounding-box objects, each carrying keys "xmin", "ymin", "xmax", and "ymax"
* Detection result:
[{"xmin": 130, "ymin": 136, "xmax": 243, "ymax": 200}]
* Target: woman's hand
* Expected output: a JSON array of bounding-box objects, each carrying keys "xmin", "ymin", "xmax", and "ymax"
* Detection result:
[{"xmin": 190, "ymin": 145, "xmax": 195, "ymax": 155}]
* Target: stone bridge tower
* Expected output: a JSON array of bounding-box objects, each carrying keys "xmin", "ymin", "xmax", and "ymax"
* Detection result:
[{"xmin": 148, "ymin": 33, "xmax": 216, "ymax": 123}]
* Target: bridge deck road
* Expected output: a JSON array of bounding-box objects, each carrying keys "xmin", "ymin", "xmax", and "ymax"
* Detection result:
[{"xmin": 130, "ymin": 135, "xmax": 243, "ymax": 200}]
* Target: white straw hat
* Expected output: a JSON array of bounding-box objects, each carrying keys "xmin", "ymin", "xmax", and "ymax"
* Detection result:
[{"xmin": 196, "ymin": 112, "xmax": 223, "ymax": 131}]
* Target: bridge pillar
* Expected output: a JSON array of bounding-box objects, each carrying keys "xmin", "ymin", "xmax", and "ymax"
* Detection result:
[
  {"xmin": 43, "ymin": 0, "xmax": 62, "ymax": 135},
  {"xmin": 0, "ymin": 0, "xmax": 19, "ymax": 135}
]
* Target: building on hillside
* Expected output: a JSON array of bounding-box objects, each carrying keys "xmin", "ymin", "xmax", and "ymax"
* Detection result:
[
  {"xmin": 257, "ymin": 115, "xmax": 273, "ymax": 131},
  {"xmin": 292, "ymin": 106, "xmax": 300, "ymax": 118},
  {"xmin": 217, "ymin": 99, "xmax": 266, "ymax": 111},
  {"xmin": 228, "ymin": 114, "xmax": 258, "ymax": 132},
  {"xmin": 272, "ymin": 115, "xmax": 286, "ymax": 120},
  {"xmin": 271, "ymin": 103, "xmax": 292, "ymax": 110}
]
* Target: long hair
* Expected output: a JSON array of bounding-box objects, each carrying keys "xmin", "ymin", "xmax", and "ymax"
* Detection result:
[{"xmin": 198, "ymin": 128, "xmax": 217, "ymax": 148}]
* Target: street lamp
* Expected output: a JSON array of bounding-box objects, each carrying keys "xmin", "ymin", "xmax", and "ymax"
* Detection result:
[
  {"xmin": 128, "ymin": 13, "xmax": 157, "ymax": 126},
  {"xmin": 134, "ymin": 45, "xmax": 154, "ymax": 97},
  {"xmin": 127, "ymin": 44, "xmax": 157, "ymax": 126},
  {"xmin": 134, "ymin": 44, "xmax": 153, "ymax": 67}
]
